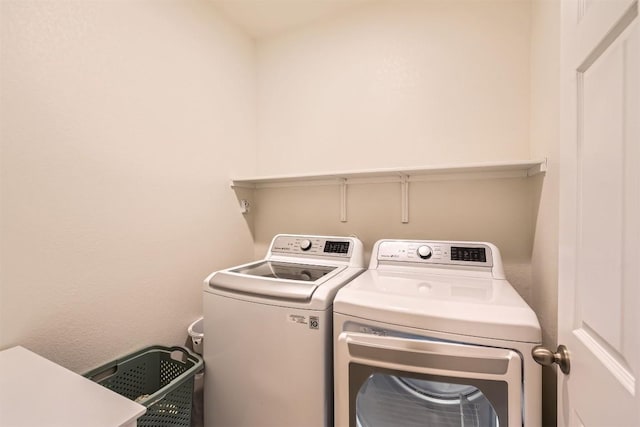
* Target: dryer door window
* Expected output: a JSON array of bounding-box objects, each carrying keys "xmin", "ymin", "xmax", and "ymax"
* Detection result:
[{"xmin": 353, "ymin": 369, "xmax": 502, "ymax": 427}]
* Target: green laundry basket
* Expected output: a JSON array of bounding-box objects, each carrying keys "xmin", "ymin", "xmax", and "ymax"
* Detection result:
[{"xmin": 84, "ymin": 345, "xmax": 203, "ymax": 427}]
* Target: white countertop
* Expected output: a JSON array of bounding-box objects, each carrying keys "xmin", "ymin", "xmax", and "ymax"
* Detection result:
[{"xmin": 0, "ymin": 346, "xmax": 146, "ymax": 427}]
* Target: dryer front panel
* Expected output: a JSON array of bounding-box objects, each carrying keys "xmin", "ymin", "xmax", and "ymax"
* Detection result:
[{"xmin": 335, "ymin": 332, "xmax": 523, "ymax": 427}]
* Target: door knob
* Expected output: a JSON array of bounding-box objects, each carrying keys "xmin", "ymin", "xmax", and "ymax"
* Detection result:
[{"xmin": 532, "ymin": 345, "xmax": 570, "ymax": 375}]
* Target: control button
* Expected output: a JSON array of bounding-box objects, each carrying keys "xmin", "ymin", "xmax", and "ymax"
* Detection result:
[
  {"xmin": 417, "ymin": 245, "xmax": 432, "ymax": 259},
  {"xmin": 300, "ymin": 239, "xmax": 312, "ymax": 251}
]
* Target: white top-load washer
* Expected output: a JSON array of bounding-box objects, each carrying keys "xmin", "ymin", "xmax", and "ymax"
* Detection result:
[
  {"xmin": 333, "ymin": 239, "xmax": 542, "ymax": 427},
  {"xmin": 203, "ymin": 234, "xmax": 365, "ymax": 427}
]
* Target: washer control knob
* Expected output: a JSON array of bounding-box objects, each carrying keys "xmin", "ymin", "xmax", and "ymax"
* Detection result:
[
  {"xmin": 300, "ymin": 239, "xmax": 312, "ymax": 251},
  {"xmin": 417, "ymin": 245, "xmax": 432, "ymax": 259}
]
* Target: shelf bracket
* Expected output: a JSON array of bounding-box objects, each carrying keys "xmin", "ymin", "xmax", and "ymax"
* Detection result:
[
  {"xmin": 401, "ymin": 175, "xmax": 409, "ymax": 223},
  {"xmin": 340, "ymin": 179, "xmax": 348, "ymax": 222},
  {"xmin": 527, "ymin": 157, "xmax": 548, "ymax": 176}
]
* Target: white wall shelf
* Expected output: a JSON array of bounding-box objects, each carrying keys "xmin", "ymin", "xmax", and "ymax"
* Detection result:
[
  {"xmin": 231, "ymin": 159, "xmax": 547, "ymax": 223},
  {"xmin": 231, "ymin": 159, "xmax": 547, "ymax": 188}
]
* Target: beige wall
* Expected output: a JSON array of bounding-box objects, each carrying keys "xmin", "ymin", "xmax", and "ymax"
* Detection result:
[
  {"xmin": 256, "ymin": 0, "xmax": 532, "ymax": 175},
  {"xmin": 529, "ymin": 0, "xmax": 561, "ymax": 425},
  {"xmin": 0, "ymin": 0, "xmax": 256, "ymax": 372}
]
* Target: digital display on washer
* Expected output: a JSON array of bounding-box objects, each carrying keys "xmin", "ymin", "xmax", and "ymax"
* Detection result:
[
  {"xmin": 451, "ymin": 246, "xmax": 487, "ymax": 262},
  {"xmin": 324, "ymin": 241, "xmax": 350, "ymax": 254}
]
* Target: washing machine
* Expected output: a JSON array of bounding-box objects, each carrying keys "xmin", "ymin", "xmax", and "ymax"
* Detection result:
[
  {"xmin": 333, "ymin": 239, "xmax": 542, "ymax": 427},
  {"xmin": 203, "ymin": 234, "xmax": 365, "ymax": 427}
]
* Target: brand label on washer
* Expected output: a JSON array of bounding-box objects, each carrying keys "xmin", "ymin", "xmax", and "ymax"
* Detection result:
[
  {"xmin": 288, "ymin": 314, "xmax": 320, "ymax": 330},
  {"xmin": 288, "ymin": 314, "xmax": 308, "ymax": 325}
]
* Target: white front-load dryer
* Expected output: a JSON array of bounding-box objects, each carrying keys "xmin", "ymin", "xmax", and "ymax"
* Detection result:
[
  {"xmin": 203, "ymin": 234, "xmax": 365, "ymax": 427},
  {"xmin": 333, "ymin": 239, "xmax": 542, "ymax": 427}
]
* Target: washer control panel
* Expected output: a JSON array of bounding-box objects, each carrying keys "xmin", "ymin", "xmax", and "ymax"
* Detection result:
[
  {"xmin": 271, "ymin": 235, "xmax": 353, "ymax": 258},
  {"xmin": 377, "ymin": 241, "xmax": 493, "ymax": 267}
]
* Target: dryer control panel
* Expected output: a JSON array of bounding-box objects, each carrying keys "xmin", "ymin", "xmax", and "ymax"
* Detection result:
[{"xmin": 377, "ymin": 240, "xmax": 494, "ymax": 268}]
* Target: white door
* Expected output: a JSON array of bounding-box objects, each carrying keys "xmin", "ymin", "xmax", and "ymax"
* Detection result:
[{"xmin": 558, "ymin": 0, "xmax": 640, "ymax": 425}]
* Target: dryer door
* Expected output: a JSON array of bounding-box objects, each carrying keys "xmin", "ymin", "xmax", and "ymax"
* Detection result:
[{"xmin": 335, "ymin": 332, "xmax": 522, "ymax": 427}]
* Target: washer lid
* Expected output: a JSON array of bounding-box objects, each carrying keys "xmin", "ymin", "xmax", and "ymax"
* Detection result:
[
  {"xmin": 208, "ymin": 260, "xmax": 347, "ymax": 301},
  {"xmin": 232, "ymin": 260, "xmax": 337, "ymax": 281},
  {"xmin": 333, "ymin": 270, "xmax": 541, "ymax": 343}
]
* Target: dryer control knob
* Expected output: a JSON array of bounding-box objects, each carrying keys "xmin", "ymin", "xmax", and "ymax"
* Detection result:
[
  {"xmin": 300, "ymin": 239, "xmax": 312, "ymax": 251},
  {"xmin": 417, "ymin": 245, "xmax": 432, "ymax": 259}
]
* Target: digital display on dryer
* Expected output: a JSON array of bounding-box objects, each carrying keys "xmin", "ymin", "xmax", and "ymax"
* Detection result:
[
  {"xmin": 451, "ymin": 247, "xmax": 486, "ymax": 262},
  {"xmin": 324, "ymin": 241, "xmax": 350, "ymax": 254}
]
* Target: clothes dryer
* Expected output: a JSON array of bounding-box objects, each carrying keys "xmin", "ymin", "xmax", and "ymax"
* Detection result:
[
  {"xmin": 203, "ymin": 234, "xmax": 365, "ymax": 427},
  {"xmin": 333, "ymin": 239, "xmax": 541, "ymax": 427}
]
